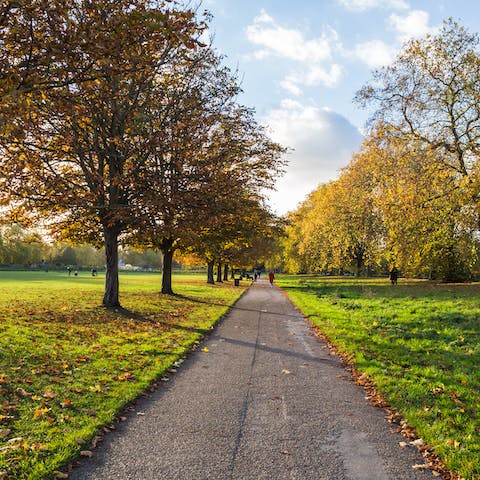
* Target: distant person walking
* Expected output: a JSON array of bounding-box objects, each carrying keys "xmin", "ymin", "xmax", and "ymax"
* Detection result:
[
  {"xmin": 389, "ymin": 267, "xmax": 398, "ymax": 285},
  {"xmin": 268, "ymin": 271, "xmax": 275, "ymax": 287}
]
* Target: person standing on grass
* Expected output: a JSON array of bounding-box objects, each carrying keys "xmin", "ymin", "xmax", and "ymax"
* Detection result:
[
  {"xmin": 390, "ymin": 267, "xmax": 398, "ymax": 285},
  {"xmin": 268, "ymin": 270, "xmax": 275, "ymax": 287}
]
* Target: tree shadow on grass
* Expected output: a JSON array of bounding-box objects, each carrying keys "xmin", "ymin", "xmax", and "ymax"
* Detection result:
[{"xmin": 113, "ymin": 306, "xmax": 211, "ymax": 335}]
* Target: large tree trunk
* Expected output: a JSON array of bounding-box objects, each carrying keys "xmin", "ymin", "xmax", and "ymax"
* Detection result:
[
  {"xmin": 103, "ymin": 227, "xmax": 120, "ymax": 308},
  {"xmin": 355, "ymin": 244, "xmax": 364, "ymax": 276},
  {"xmin": 207, "ymin": 260, "xmax": 215, "ymax": 284},
  {"xmin": 216, "ymin": 262, "xmax": 223, "ymax": 283},
  {"xmin": 223, "ymin": 264, "xmax": 229, "ymax": 281},
  {"xmin": 161, "ymin": 239, "xmax": 175, "ymax": 294}
]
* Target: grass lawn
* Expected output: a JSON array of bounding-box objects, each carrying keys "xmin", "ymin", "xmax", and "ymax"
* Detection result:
[
  {"xmin": 277, "ymin": 275, "xmax": 480, "ymax": 480},
  {"xmin": 0, "ymin": 270, "xmax": 247, "ymax": 480}
]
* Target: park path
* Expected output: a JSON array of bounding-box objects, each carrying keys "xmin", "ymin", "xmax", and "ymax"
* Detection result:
[{"xmin": 69, "ymin": 278, "xmax": 436, "ymax": 480}]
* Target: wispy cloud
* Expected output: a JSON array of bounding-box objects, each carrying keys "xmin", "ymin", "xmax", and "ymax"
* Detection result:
[
  {"xmin": 351, "ymin": 39, "xmax": 397, "ymax": 67},
  {"xmin": 337, "ymin": 0, "xmax": 409, "ymax": 11},
  {"xmin": 245, "ymin": 10, "xmax": 336, "ymax": 63},
  {"xmin": 245, "ymin": 10, "xmax": 342, "ymax": 95},
  {"xmin": 389, "ymin": 10, "xmax": 438, "ymax": 41},
  {"xmin": 347, "ymin": 9, "xmax": 437, "ymax": 68}
]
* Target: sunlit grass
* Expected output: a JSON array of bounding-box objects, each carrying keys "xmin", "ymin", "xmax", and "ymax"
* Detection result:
[
  {"xmin": 0, "ymin": 271, "xmax": 246, "ymax": 479},
  {"xmin": 277, "ymin": 275, "xmax": 480, "ymax": 480}
]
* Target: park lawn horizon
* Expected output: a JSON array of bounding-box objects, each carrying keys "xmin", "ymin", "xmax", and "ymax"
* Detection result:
[
  {"xmin": 277, "ymin": 275, "xmax": 480, "ymax": 480},
  {"xmin": 0, "ymin": 271, "xmax": 247, "ymax": 480}
]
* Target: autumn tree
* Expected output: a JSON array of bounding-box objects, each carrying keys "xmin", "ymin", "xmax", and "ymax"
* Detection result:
[
  {"xmin": 356, "ymin": 130, "xmax": 478, "ymax": 280},
  {"xmin": 126, "ymin": 48, "xmax": 243, "ymax": 293},
  {"xmin": 189, "ymin": 196, "xmax": 283, "ymax": 284},
  {"xmin": 0, "ymin": 0, "xmax": 206, "ymax": 306},
  {"xmin": 355, "ymin": 19, "xmax": 480, "ymax": 198},
  {"xmin": 130, "ymin": 65, "xmax": 286, "ymax": 293},
  {"xmin": 354, "ymin": 19, "xmax": 480, "ymax": 280},
  {"xmin": 285, "ymin": 128, "xmax": 479, "ymax": 281},
  {"xmin": 0, "ymin": 1, "xmax": 87, "ymax": 118}
]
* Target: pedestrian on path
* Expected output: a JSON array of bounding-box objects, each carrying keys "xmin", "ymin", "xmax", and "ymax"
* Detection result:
[{"xmin": 268, "ymin": 270, "xmax": 275, "ymax": 286}]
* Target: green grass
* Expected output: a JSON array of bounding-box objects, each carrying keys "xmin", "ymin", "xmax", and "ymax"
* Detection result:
[
  {"xmin": 277, "ymin": 275, "xmax": 480, "ymax": 480},
  {"xmin": 0, "ymin": 271, "xmax": 247, "ymax": 479}
]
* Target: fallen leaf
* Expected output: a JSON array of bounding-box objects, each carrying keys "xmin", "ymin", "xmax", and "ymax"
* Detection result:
[
  {"xmin": 399, "ymin": 441, "xmax": 408, "ymax": 448},
  {"xmin": 410, "ymin": 438, "xmax": 425, "ymax": 447},
  {"xmin": 91, "ymin": 436, "xmax": 101, "ymax": 448},
  {"xmin": 202, "ymin": 347, "xmax": 209, "ymax": 353},
  {"xmin": 61, "ymin": 399, "xmax": 72, "ymax": 408},
  {"xmin": 53, "ymin": 471, "xmax": 69, "ymax": 479},
  {"xmin": 281, "ymin": 369, "xmax": 291, "ymax": 375},
  {"xmin": 0, "ymin": 429, "xmax": 11, "ymax": 438},
  {"xmin": 412, "ymin": 464, "xmax": 429, "ymax": 470},
  {"xmin": 15, "ymin": 388, "xmax": 32, "ymax": 397},
  {"xmin": 80, "ymin": 450, "xmax": 93, "ymax": 457},
  {"xmin": 75, "ymin": 438, "xmax": 86, "ymax": 445},
  {"xmin": 44, "ymin": 389, "xmax": 56, "ymax": 399},
  {"xmin": 34, "ymin": 407, "xmax": 50, "ymax": 419}
]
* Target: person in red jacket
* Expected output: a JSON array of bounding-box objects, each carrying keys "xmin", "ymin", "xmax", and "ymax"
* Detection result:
[{"xmin": 268, "ymin": 271, "xmax": 275, "ymax": 286}]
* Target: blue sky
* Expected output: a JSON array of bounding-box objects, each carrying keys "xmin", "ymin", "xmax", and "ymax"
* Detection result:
[{"xmin": 203, "ymin": 0, "xmax": 478, "ymax": 214}]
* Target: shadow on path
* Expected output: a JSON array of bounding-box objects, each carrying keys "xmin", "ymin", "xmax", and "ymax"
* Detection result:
[{"xmin": 217, "ymin": 336, "xmax": 339, "ymax": 367}]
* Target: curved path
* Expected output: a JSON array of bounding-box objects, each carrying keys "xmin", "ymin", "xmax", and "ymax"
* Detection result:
[{"xmin": 70, "ymin": 278, "xmax": 436, "ymax": 479}]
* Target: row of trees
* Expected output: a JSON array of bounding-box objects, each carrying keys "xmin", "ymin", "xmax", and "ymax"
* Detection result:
[
  {"xmin": 0, "ymin": 1, "xmax": 285, "ymax": 305},
  {"xmin": 283, "ymin": 20, "xmax": 480, "ymax": 282},
  {"xmin": 0, "ymin": 224, "xmax": 165, "ymax": 269}
]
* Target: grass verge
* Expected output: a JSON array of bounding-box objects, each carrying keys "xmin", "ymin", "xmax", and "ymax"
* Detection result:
[
  {"xmin": 277, "ymin": 275, "xmax": 480, "ymax": 480},
  {"xmin": 0, "ymin": 271, "xmax": 247, "ymax": 479}
]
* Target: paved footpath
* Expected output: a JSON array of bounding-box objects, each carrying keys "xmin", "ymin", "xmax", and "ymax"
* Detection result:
[{"xmin": 70, "ymin": 279, "xmax": 436, "ymax": 480}]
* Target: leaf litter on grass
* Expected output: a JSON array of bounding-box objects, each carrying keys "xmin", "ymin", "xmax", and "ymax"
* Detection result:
[{"xmin": 0, "ymin": 271, "xmax": 246, "ymax": 479}]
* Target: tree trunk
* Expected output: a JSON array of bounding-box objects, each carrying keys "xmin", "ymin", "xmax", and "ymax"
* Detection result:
[
  {"xmin": 355, "ymin": 244, "xmax": 364, "ymax": 276},
  {"xmin": 161, "ymin": 239, "xmax": 175, "ymax": 294},
  {"xmin": 103, "ymin": 227, "xmax": 120, "ymax": 308},
  {"xmin": 216, "ymin": 262, "xmax": 223, "ymax": 283},
  {"xmin": 223, "ymin": 264, "xmax": 229, "ymax": 281},
  {"xmin": 207, "ymin": 260, "xmax": 215, "ymax": 284}
]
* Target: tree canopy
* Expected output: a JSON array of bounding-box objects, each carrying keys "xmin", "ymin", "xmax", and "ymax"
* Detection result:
[
  {"xmin": 284, "ymin": 20, "xmax": 480, "ymax": 282},
  {"xmin": 0, "ymin": 0, "xmax": 286, "ymax": 305}
]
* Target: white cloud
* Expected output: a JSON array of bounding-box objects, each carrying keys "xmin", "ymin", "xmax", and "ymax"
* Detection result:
[
  {"xmin": 280, "ymin": 64, "xmax": 343, "ymax": 95},
  {"xmin": 264, "ymin": 101, "xmax": 363, "ymax": 214},
  {"xmin": 253, "ymin": 9, "xmax": 275, "ymax": 24},
  {"xmin": 389, "ymin": 10, "xmax": 437, "ymax": 41},
  {"xmin": 352, "ymin": 40, "xmax": 397, "ymax": 67},
  {"xmin": 337, "ymin": 0, "xmax": 409, "ymax": 11},
  {"xmin": 279, "ymin": 78, "xmax": 303, "ymax": 96},
  {"xmin": 245, "ymin": 10, "xmax": 342, "ymax": 95},
  {"xmin": 245, "ymin": 12, "xmax": 335, "ymax": 63}
]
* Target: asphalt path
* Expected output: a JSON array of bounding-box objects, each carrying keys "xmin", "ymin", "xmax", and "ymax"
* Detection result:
[{"xmin": 70, "ymin": 278, "xmax": 436, "ymax": 479}]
